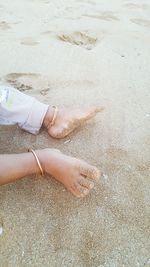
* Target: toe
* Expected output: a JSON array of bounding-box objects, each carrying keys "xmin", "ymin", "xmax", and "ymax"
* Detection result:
[
  {"xmin": 75, "ymin": 106, "xmax": 104, "ymax": 125},
  {"xmin": 84, "ymin": 106, "xmax": 104, "ymax": 120},
  {"xmin": 79, "ymin": 176, "xmax": 94, "ymax": 189},
  {"xmin": 70, "ymin": 182, "xmax": 90, "ymax": 198},
  {"xmin": 79, "ymin": 162, "xmax": 100, "ymax": 180}
]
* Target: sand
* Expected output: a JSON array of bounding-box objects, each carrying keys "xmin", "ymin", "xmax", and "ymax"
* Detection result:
[{"xmin": 0, "ymin": 0, "xmax": 150, "ymax": 266}]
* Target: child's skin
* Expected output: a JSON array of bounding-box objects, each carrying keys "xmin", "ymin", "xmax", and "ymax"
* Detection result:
[{"xmin": 0, "ymin": 106, "xmax": 103, "ymax": 197}]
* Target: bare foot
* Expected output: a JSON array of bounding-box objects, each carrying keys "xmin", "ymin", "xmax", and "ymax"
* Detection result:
[
  {"xmin": 43, "ymin": 106, "xmax": 104, "ymax": 139},
  {"xmin": 38, "ymin": 148, "xmax": 100, "ymax": 198}
]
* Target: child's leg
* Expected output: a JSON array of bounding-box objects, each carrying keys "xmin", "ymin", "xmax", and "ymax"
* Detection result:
[
  {"xmin": 44, "ymin": 106, "xmax": 104, "ymax": 139},
  {"xmin": 0, "ymin": 85, "xmax": 48, "ymax": 134},
  {"xmin": 0, "ymin": 85, "xmax": 104, "ymax": 138},
  {"xmin": 0, "ymin": 148, "xmax": 100, "ymax": 198}
]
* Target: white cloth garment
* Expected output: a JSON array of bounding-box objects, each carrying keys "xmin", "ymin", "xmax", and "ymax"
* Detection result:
[{"xmin": 0, "ymin": 85, "xmax": 48, "ymax": 134}]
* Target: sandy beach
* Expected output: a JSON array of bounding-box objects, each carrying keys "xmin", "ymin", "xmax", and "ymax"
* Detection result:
[{"xmin": 0, "ymin": 0, "xmax": 150, "ymax": 266}]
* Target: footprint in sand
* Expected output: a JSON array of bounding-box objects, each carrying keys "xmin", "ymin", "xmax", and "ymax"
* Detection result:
[
  {"xmin": 21, "ymin": 37, "xmax": 39, "ymax": 46},
  {"xmin": 76, "ymin": 0, "xmax": 96, "ymax": 4},
  {"xmin": 130, "ymin": 18, "xmax": 150, "ymax": 28},
  {"xmin": 58, "ymin": 31, "xmax": 97, "ymax": 50},
  {"xmin": 3, "ymin": 73, "xmax": 51, "ymax": 94},
  {"xmin": 41, "ymin": 30, "xmax": 53, "ymax": 35},
  {"xmin": 124, "ymin": 3, "xmax": 150, "ymax": 10},
  {"xmin": 82, "ymin": 11, "xmax": 119, "ymax": 21},
  {"xmin": 0, "ymin": 21, "xmax": 11, "ymax": 30},
  {"xmin": 124, "ymin": 3, "xmax": 141, "ymax": 9}
]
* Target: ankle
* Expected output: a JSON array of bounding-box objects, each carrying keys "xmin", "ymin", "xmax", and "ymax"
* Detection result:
[
  {"xmin": 35, "ymin": 148, "xmax": 61, "ymax": 175},
  {"xmin": 43, "ymin": 106, "xmax": 55, "ymax": 129}
]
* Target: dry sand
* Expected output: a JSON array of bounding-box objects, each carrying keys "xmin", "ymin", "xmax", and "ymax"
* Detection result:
[{"xmin": 0, "ymin": 0, "xmax": 150, "ymax": 266}]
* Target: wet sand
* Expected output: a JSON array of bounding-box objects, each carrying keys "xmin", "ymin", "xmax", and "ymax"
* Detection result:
[{"xmin": 0, "ymin": 0, "xmax": 150, "ymax": 266}]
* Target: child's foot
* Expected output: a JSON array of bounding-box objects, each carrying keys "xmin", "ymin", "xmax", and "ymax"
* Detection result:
[
  {"xmin": 43, "ymin": 106, "xmax": 104, "ymax": 139},
  {"xmin": 38, "ymin": 148, "xmax": 100, "ymax": 198}
]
